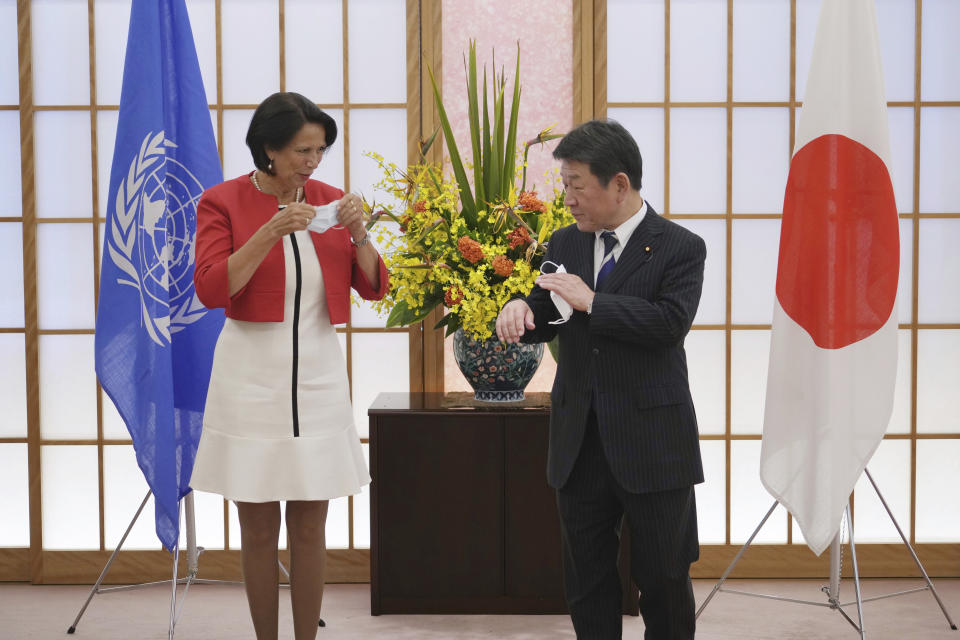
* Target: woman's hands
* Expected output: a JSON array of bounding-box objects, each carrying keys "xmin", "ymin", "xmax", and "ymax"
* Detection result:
[
  {"xmin": 262, "ymin": 202, "xmax": 316, "ymax": 238},
  {"xmin": 337, "ymin": 193, "xmax": 367, "ymax": 243}
]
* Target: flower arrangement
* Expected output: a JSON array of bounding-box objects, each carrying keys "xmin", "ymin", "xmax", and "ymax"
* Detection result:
[{"xmin": 363, "ymin": 42, "xmax": 573, "ymax": 341}]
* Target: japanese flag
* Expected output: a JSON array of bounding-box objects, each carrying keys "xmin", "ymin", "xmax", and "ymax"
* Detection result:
[{"xmin": 759, "ymin": 0, "xmax": 899, "ymax": 556}]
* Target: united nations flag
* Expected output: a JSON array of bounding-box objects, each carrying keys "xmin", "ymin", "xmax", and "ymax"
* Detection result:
[{"xmin": 95, "ymin": 0, "xmax": 224, "ymax": 552}]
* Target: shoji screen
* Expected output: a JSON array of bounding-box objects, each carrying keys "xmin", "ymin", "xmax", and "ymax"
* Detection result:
[
  {"xmin": 604, "ymin": 0, "xmax": 960, "ymax": 566},
  {"xmin": 4, "ymin": 0, "xmax": 416, "ymax": 582}
]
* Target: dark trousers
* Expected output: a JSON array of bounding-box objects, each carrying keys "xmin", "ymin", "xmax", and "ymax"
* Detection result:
[{"xmin": 556, "ymin": 413, "xmax": 699, "ymax": 640}]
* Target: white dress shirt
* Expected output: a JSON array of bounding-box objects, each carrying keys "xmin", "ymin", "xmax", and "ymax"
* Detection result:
[{"xmin": 592, "ymin": 200, "xmax": 647, "ymax": 285}]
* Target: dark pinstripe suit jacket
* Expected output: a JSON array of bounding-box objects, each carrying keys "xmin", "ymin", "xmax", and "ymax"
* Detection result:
[{"xmin": 522, "ymin": 206, "xmax": 706, "ymax": 494}]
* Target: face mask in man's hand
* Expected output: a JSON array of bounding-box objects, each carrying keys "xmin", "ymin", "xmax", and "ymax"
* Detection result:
[
  {"xmin": 541, "ymin": 261, "xmax": 574, "ymax": 325},
  {"xmin": 307, "ymin": 201, "xmax": 344, "ymax": 234}
]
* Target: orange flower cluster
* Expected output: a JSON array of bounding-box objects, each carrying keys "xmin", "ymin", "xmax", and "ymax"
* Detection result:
[
  {"xmin": 444, "ymin": 286, "xmax": 464, "ymax": 307},
  {"xmin": 492, "ymin": 255, "xmax": 515, "ymax": 277},
  {"xmin": 506, "ymin": 225, "xmax": 532, "ymax": 250},
  {"xmin": 457, "ymin": 236, "xmax": 484, "ymax": 264},
  {"xmin": 413, "ymin": 200, "xmax": 428, "ymax": 213},
  {"xmin": 517, "ymin": 191, "xmax": 546, "ymax": 213}
]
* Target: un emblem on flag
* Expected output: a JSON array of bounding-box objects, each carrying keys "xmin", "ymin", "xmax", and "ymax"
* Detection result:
[{"xmin": 107, "ymin": 131, "xmax": 210, "ymax": 346}]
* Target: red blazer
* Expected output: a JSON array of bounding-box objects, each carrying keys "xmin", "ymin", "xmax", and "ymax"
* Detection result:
[{"xmin": 194, "ymin": 174, "xmax": 389, "ymax": 323}]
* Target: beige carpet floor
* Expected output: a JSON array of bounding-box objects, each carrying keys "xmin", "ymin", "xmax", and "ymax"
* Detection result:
[{"xmin": 1, "ymin": 579, "xmax": 957, "ymax": 639}]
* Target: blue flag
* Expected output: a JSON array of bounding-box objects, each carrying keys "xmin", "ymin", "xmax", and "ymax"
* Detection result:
[{"xmin": 95, "ymin": 0, "xmax": 224, "ymax": 552}]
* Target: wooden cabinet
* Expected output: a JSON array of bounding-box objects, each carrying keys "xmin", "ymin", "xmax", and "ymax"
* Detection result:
[{"xmin": 368, "ymin": 392, "xmax": 638, "ymax": 615}]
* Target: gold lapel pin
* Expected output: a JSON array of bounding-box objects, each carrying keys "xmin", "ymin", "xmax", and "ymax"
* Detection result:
[{"xmin": 645, "ymin": 246, "xmax": 651, "ymax": 252}]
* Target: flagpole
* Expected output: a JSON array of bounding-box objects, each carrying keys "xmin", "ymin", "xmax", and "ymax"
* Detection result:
[
  {"xmin": 65, "ymin": 492, "xmax": 244, "ymax": 638},
  {"xmin": 696, "ymin": 481, "xmax": 958, "ymax": 636}
]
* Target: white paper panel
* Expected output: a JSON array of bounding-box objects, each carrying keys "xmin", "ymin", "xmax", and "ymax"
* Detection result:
[
  {"xmin": 351, "ymin": 297, "xmax": 391, "ymax": 329},
  {"xmin": 0, "ymin": 0, "xmax": 17, "ymax": 104},
  {"xmin": 31, "ymin": 0, "xmax": 90, "ymax": 105},
  {"xmin": 730, "ymin": 330, "xmax": 770, "ymax": 435},
  {"xmin": 606, "ymin": 108, "xmax": 665, "ymax": 211},
  {"xmin": 916, "ymin": 330, "xmax": 960, "ymax": 434},
  {"xmin": 732, "ymin": 108, "xmax": 789, "ymax": 214},
  {"xmin": 669, "ymin": 108, "xmax": 726, "ymax": 213},
  {"xmin": 41, "ymin": 445, "xmax": 100, "ymax": 549},
  {"xmin": 187, "ymin": 489, "xmax": 227, "ymax": 550},
  {"xmin": 0, "ymin": 335, "xmax": 27, "ymax": 437},
  {"xmin": 103, "ymin": 445, "xmax": 158, "ymax": 549},
  {"xmin": 732, "ymin": 0, "xmax": 789, "ymax": 101},
  {"xmin": 897, "ymin": 219, "xmax": 912, "ymax": 325},
  {"xmin": 669, "ymin": 0, "xmax": 727, "ymax": 102},
  {"xmin": 0, "ymin": 444, "xmax": 29, "ymax": 546},
  {"xmin": 731, "ymin": 218, "xmax": 780, "ymax": 324},
  {"xmin": 696, "ymin": 440, "xmax": 725, "ymax": 544},
  {"xmin": 918, "ymin": 219, "xmax": 960, "ymax": 323},
  {"xmin": 0, "ymin": 112, "xmax": 21, "ymax": 216},
  {"xmin": 221, "ymin": 0, "xmax": 280, "ymax": 104},
  {"xmin": 353, "ymin": 443, "xmax": 371, "ymax": 548},
  {"xmin": 39, "ymin": 334, "xmax": 97, "ymax": 439},
  {"xmin": 185, "ymin": 0, "xmax": 217, "ymax": 106},
  {"xmin": 683, "ymin": 330, "xmax": 725, "ymax": 436},
  {"xmin": 916, "ymin": 440, "xmax": 960, "ymax": 542},
  {"xmin": 37, "ymin": 223, "xmax": 95, "ymax": 329},
  {"xmin": 221, "ymin": 109, "xmax": 256, "ymax": 182},
  {"xmin": 919, "ymin": 107, "xmax": 960, "ymax": 213},
  {"xmin": 606, "ymin": 0, "xmax": 665, "ymax": 102},
  {"xmin": 731, "ymin": 440, "xmax": 787, "ymax": 544},
  {"xmin": 96, "ymin": 111, "xmax": 119, "ymax": 220},
  {"xmin": 794, "ymin": 0, "xmax": 819, "ymax": 104},
  {"xmin": 351, "ymin": 333, "xmax": 409, "ymax": 439},
  {"xmin": 887, "ymin": 107, "xmax": 914, "ymax": 215},
  {"xmin": 285, "ymin": 0, "xmax": 343, "ymax": 104},
  {"xmin": 313, "ymin": 108, "xmax": 345, "ymax": 191},
  {"xmin": 93, "ymin": 0, "xmax": 131, "ymax": 106},
  {"xmin": 0, "ymin": 223, "xmax": 24, "ymax": 327},
  {"xmin": 921, "ymin": 0, "xmax": 960, "ymax": 101},
  {"xmin": 853, "ymin": 439, "xmax": 910, "ymax": 542},
  {"xmin": 887, "ymin": 330, "xmax": 911, "ymax": 435},
  {"xmin": 672, "ymin": 219, "xmax": 724, "ymax": 325},
  {"xmin": 34, "ymin": 111, "xmax": 93, "ymax": 218},
  {"xmin": 873, "ymin": 0, "xmax": 916, "ymax": 102},
  {"xmin": 101, "ymin": 389, "xmax": 129, "ymax": 440},
  {"xmin": 347, "ymin": 0, "xmax": 405, "ymax": 103},
  {"xmin": 348, "ymin": 108, "xmax": 406, "ymax": 201},
  {"xmin": 326, "ymin": 495, "xmax": 349, "ymax": 549}
]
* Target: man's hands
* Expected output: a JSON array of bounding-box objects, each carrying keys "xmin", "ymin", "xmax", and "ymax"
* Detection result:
[
  {"xmin": 496, "ymin": 299, "xmax": 536, "ymax": 343},
  {"xmin": 535, "ymin": 272, "xmax": 596, "ymax": 313},
  {"xmin": 496, "ymin": 273, "xmax": 597, "ymax": 343}
]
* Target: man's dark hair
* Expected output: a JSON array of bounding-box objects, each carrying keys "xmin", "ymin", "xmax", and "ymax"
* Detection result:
[
  {"xmin": 552, "ymin": 119, "xmax": 642, "ymax": 190},
  {"xmin": 246, "ymin": 92, "xmax": 338, "ymax": 175}
]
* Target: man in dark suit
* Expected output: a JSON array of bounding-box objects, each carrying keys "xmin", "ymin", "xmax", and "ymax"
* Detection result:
[{"xmin": 496, "ymin": 120, "xmax": 705, "ymax": 639}]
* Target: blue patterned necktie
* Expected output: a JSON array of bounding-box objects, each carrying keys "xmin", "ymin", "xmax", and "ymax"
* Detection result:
[{"xmin": 595, "ymin": 230, "xmax": 619, "ymax": 290}]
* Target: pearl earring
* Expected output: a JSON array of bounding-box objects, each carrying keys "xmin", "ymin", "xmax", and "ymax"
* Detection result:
[{"xmin": 268, "ymin": 159, "xmax": 273, "ymax": 172}]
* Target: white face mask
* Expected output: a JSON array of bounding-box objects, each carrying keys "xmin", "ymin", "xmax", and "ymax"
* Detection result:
[
  {"xmin": 541, "ymin": 261, "xmax": 573, "ymax": 325},
  {"xmin": 307, "ymin": 200, "xmax": 344, "ymax": 234}
]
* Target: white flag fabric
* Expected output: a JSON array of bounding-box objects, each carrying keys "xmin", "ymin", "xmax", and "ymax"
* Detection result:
[{"xmin": 759, "ymin": 0, "xmax": 899, "ymax": 556}]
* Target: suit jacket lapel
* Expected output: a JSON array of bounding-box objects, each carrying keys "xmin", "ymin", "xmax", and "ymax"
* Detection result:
[
  {"xmin": 571, "ymin": 227, "xmax": 595, "ymax": 286},
  {"xmin": 599, "ymin": 205, "xmax": 665, "ymax": 293}
]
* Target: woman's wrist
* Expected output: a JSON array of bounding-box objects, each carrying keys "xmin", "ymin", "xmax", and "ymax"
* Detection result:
[{"xmin": 351, "ymin": 231, "xmax": 370, "ymax": 248}]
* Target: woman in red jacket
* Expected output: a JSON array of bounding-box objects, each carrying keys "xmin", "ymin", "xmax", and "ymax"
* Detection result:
[{"xmin": 190, "ymin": 92, "xmax": 387, "ymax": 640}]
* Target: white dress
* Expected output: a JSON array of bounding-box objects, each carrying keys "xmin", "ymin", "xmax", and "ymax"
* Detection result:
[{"xmin": 190, "ymin": 229, "xmax": 370, "ymax": 502}]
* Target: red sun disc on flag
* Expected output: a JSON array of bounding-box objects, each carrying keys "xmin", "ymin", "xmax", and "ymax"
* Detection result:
[{"xmin": 776, "ymin": 134, "xmax": 899, "ymax": 350}]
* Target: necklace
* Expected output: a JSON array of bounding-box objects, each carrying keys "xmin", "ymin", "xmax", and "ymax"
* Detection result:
[{"xmin": 251, "ymin": 170, "xmax": 302, "ymax": 204}]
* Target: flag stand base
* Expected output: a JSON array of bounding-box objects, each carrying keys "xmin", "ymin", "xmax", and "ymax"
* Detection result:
[
  {"xmin": 65, "ymin": 490, "xmax": 298, "ymax": 639},
  {"xmin": 695, "ymin": 468, "xmax": 957, "ymax": 638}
]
